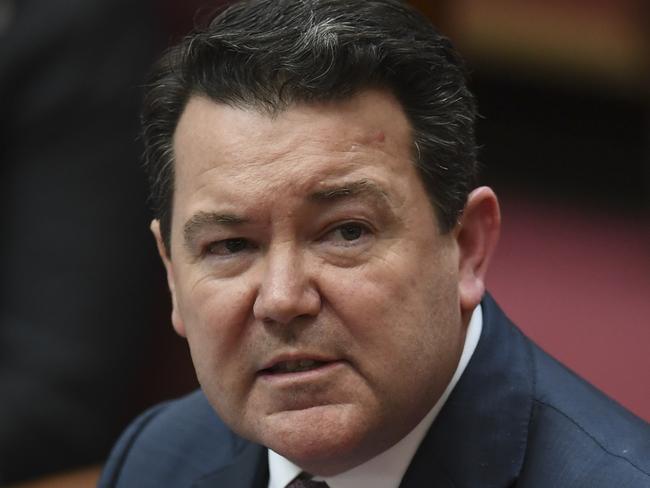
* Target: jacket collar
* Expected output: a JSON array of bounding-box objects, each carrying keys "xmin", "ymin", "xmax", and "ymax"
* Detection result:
[
  {"xmin": 400, "ymin": 294, "xmax": 534, "ymax": 487},
  {"xmin": 192, "ymin": 441, "xmax": 268, "ymax": 488}
]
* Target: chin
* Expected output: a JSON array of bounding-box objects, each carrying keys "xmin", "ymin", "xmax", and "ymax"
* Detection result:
[{"xmin": 256, "ymin": 403, "xmax": 378, "ymax": 476}]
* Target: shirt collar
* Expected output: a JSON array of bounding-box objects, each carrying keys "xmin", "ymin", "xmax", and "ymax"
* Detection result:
[{"xmin": 268, "ymin": 305, "xmax": 483, "ymax": 488}]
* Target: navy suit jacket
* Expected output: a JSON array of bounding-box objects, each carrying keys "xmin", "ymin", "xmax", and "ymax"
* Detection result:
[{"xmin": 100, "ymin": 295, "xmax": 650, "ymax": 487}]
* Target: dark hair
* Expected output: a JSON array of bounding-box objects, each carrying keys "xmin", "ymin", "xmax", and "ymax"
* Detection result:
[{"xmin": 143, "ymin": 0, "xmax": 478, "ymax": 250}]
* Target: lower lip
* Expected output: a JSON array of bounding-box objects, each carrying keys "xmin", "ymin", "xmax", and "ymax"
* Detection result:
[{"xmin": 257, "ymin": 361, "xmax": 345, "ymax": 384}]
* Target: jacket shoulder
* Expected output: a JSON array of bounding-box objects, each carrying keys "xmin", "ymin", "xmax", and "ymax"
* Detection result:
[
  {"xmin": 99, "ymin": 390, "xmax": 249, "ymax": 488},
  {"xmin": 521, "ymin": 342, "xmax": 650, "ymax": 486}
]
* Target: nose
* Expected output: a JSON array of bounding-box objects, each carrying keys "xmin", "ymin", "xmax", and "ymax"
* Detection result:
[{"xmin": 252, "ymin": 244, "xmax": 321, "ymax": 325}]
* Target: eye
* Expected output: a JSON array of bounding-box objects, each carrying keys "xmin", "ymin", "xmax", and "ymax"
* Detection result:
[
  {"xmin": 324, "ymin": 222, "xmax": 372, "ymax": 245},
  {"xmin": 206, "ymin": 238, "xmax": 255, "ymax": 256},
  {"xmin": 338, "ymin": 223, "xmax": 365, "ymax": 241}
]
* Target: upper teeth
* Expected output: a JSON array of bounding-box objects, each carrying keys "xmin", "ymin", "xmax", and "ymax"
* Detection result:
[{"xmin": 273, "ymin": 359, "xmax": 320, "ymax": 373}]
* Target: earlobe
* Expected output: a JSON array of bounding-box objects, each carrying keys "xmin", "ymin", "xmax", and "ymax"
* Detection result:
[
  {"xmin": 455, "ymin": 187, "xmax": 501, "ymax": 314},
  {"xmin": 150, "ymin": 220, "xmax": 187, "ymax": 338}
]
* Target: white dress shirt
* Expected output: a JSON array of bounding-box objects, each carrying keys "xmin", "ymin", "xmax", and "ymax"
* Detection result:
[{"xmin": 268, "ymin": 305, "xmax": 483, "ymax": 488}]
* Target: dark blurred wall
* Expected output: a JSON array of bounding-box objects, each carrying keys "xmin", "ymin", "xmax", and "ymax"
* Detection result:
[{"xmin": 0, "ymin": 0, "xmax": 192, "ymax": 483}]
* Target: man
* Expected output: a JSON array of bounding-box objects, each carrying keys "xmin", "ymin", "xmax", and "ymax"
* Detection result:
[{"xmin": 100, "ymin": 1, "xmax": 650, "ymax": 487}]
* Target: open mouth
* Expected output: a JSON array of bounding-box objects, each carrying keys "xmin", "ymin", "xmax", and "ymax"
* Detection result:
[{"xmin": 263, "ymin": 359, "xmax": 328, "ymax": 374}]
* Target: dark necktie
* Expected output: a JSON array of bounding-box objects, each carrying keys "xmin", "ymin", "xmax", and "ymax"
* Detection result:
[{"xmin": 286, "ymin": 472, "xmax": 329, "ymax": 488}]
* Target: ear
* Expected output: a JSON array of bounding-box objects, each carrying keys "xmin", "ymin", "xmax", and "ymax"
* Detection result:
[
  {"xmin": 454, "ymin": 186, "xmax": 501, "ymax": 316},
  {"xmin": 150, "ymin": 220, "xmax": 186, "ymax": 338}
]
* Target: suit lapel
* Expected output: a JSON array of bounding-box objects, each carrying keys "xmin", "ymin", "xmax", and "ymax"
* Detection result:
[
  {"xmin": 192, "ymin": 442, "xmax": 268, "ymax": 488},
  {"xmin": 401, "ymin": 294, "xmax": 533, "ymax": 487},
  {"xmin": 399, "ymin": 455, "xmax": 456, "ymax": 487}
]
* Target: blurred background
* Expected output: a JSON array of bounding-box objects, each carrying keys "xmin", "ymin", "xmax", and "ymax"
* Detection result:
[
  {"xmin": 415, "ymin": 0, "xmax": 650, "ymax": 428},
  {"xmin": 0, "ymin": 0, "xmax": 647, "ymax": 486}
]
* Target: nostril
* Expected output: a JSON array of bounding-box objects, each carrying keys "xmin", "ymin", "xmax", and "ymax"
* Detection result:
[{"xmin": 253, "ymin": 285, "xmax": 321, "ymax": 324}]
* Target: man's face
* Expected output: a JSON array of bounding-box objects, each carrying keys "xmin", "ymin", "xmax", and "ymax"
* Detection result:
[{"xmin": 159, "ymin": 90, "xmax": 469, "ymax": 475}]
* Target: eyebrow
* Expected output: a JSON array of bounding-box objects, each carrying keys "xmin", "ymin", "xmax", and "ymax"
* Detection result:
[
  {"xmin": 309, "ymin": 179, "xmax": 391, "ymax": 206},
  {"xmin": 182, "ymin": 179, "xmax": 393, "ymax": 248},
  {"xmin": 183, "ymin": 212, "xmax": 247, "ymax": 248}
]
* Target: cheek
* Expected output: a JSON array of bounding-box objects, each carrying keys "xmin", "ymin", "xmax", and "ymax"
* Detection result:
[
  {"xmin": 176, "ymin": 277, "xmax": 255, "ymax": 382},
  {"xmin": 322, "ymin": 242, "xmax": 461, "ymax": 372},
  {"xmin": 329, "ymin": 240, "xmax": 458, "ymax": 327}
]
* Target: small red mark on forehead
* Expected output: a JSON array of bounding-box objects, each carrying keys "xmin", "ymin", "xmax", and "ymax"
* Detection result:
[{"xmin": 375, "ymin": 131, "xmax": 386, "ymax": 143}]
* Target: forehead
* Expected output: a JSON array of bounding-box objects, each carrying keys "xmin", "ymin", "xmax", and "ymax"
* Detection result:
[
  {"xmin": 174, "ymin": 90, "xmax": 413, "ymax": 178},
  {"xmin": 169, "ymin": 90, "xmax": 428, "ymax": 235}
]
